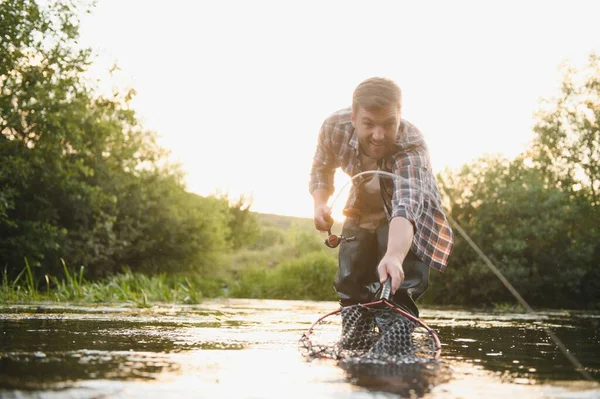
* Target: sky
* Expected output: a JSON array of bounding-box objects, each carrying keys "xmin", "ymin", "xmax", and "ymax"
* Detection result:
[{"xmin": 78, "ymin": 0, "xmax": 600, "ymax": 219}]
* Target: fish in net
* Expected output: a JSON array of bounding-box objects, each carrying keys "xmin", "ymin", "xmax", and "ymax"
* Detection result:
[{"xmin": 299, "ymin": 278, "xmax": 441, "ymax": 365}]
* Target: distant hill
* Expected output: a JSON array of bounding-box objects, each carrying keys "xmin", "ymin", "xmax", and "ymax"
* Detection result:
[
  {"xmin": 253, "ymin": 212, "xmax": 313, "ymax": 230},
  {"xmin": 253, "ymin": 212, "xmax": 343, "ymax": 233}
]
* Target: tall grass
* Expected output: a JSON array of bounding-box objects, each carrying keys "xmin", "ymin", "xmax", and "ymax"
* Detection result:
[
  {"xmin": 1, "ymin": 219, "xmax": 340, "ymax": 304},
  {"xmin": 0, "ymin": 259, "xmax": 225, "ymax": 306},
  {"xmin": 216, "ymin": 227, "xmax": 336, "ymax": 278},
  {"xmin": 229, "ymin": 252, "xmax": 338, "ymax": 301},
  {"xmin": 2, "ymin": 258, "xmax": 40, "ymax": 302}
]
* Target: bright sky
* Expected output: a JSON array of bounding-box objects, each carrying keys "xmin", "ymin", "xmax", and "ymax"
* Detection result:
[{"xmin": 78, "ymin": 0, "xmax": 600, "ymax": 218}]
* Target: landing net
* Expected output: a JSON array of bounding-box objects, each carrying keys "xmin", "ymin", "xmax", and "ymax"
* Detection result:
[{"xmin": 299, "ymin": 297, "xmax": 441, "ymax": 365}]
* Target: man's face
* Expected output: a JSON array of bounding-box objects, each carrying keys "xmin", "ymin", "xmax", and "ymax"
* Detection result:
[{"xmin": 351, "ymin": 106, "xmax": 401, "ymax": 160}]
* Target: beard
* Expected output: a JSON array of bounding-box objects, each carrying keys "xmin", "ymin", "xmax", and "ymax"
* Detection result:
[{"xmin": 359, "ymin": 136, "xmax": 392, "ymax": 159}]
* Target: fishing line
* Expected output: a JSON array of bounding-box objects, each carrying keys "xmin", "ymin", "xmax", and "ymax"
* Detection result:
[
  {"xmin": 328, "ymin": 170, "xmax": 434, "ymax": 217},
  {"xmin": 326, "ymin": 170, "xmax": 595, "ymax": 382},
  {"xmin": 446, "ymin": 215, "xmax": 595, "ymax": 382}
]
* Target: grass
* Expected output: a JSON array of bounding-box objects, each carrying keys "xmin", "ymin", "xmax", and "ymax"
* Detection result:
[
  {"xmin": 229, "ymin": 252, "xmax": 338, "ymax": 301},
  {"xmin": 0, "ymin": 229, "xmax": 338, "ymax": 306},
  {"xmin": 1, "ymin": 253, "xmax": 336, "ymax": 306},
  {"xmin": 1, "ymin": 258, "xmax": 224, "ymax": 306},
  {"xmin": 0, "ymin": 215, "xmax": 341, "ymax": 306},
  {"xmin": 211, "ymin": 221, "xmax": 337, "ymax": 280}
]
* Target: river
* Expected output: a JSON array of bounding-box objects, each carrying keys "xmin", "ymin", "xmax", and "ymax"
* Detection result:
[{"xmin": 0, "ymin": 299, "xmax": 599, "ymax": 398}]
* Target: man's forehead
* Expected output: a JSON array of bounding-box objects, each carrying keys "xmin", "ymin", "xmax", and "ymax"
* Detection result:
[{"xmin": 357, "ymin": 107, "xmax": 400, "ymax": 121}]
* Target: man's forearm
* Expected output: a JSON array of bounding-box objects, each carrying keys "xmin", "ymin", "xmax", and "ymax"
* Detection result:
[
  {"xmin": 312, "ymin": 188, "xmax": 330, "ymax": 208},
  {"xmin": 386, "ymin": 217, "xmax": 414, "ymax": 261}
]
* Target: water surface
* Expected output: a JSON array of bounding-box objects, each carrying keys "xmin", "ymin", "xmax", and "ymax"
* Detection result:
[{"xmin": 0, "ymin": 299, "xmax": 598, "ymax": 398}]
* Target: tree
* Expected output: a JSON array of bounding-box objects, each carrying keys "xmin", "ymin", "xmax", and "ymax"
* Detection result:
[
  {"xmin": 218, "ymin": 194, "xmax": 260, "ymax": 250},
  {"xmin": 429, "ymin": 55, "xmax": 600, "ymax": 309},
  {"xmin": 529, "ymin": 54, "xmax": 600, "ymax": 308},
  {"xmin": 0, "ymin": 0, "xmax": 232, "ymax": 281},
  {"xmin": 531, "ymin": 54, "xmax": 600, "ymax": 208}
]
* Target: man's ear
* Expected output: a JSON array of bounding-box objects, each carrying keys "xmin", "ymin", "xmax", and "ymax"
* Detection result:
[{"xmin": 350, "ymin": 111, "xmax": 356, "ymax": 127}]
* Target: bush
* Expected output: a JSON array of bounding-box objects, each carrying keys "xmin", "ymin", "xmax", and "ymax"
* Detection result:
[
  {"xmin": 230, "ymin": 252, "xmax": 338, "ymax": 301},
  {"xmin": 249, "ymin": 227, "xmax": 286, "ymax": 250}
]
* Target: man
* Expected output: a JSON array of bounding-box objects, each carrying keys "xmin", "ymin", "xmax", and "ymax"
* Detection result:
[{"xmin": 309, "ymin": 77, "xmax": 453, "ymax": 317}]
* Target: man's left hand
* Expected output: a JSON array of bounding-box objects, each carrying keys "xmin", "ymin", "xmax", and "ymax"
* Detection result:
[{"xmin": 377, "ymin": 254, "xmax": 405, "ymax": 295}]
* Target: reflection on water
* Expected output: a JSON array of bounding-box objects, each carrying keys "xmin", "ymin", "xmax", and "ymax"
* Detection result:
[
  {"xmin": 339, "ymin": 360, "xmax": 451, "ymax": 397},
  {"xmin": 431, "ymin": 310, "xmax": 600, "ymax": 383},
  {"xmin": 0, "ymin": 300, "xmax": 599, "ymax": 398}
]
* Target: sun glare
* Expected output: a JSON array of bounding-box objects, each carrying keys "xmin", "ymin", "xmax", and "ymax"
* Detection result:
[{"xmin": 77, "ymin": 0, "xmax": 600, "ymax": 218}]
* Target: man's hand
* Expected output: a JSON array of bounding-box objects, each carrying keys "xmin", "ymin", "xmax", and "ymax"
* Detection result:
[
  {"xmin": 380, "ymin": 217, "xmax": 413, "ymax": 295},
  {"xmin": 314, "ymin": 204, "xmax": 333, "ymax": 232},
  {"xmin": 377, "ymin": 253, "xmax": 405, "ymax": 294}
]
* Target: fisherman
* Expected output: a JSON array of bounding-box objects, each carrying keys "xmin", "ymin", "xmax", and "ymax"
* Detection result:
[{"xmin": 309, "ymin": 77, "xmax": 454, "ymax": 318}]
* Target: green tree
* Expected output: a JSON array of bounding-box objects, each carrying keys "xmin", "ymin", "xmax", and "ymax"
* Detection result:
[
  {"xmin": 529, "ymin": 53, "xmax": 600, "ymax": 307},
  {"xmin": 0, "ymin": 0, "xmax": 232, "ymax": 281},
  {"xmin": 430, "ymin": 55, "xmax": 600, "ymax": 309},
  {"xmin": 433, "ymin": 156, "xmax": 585, "ymax": 307},
  {"xmin": 218, "ymin": 194, "xmax": 260, "ymax": 250},
  {"xmin": 531, "ymin": 54, "xmax": 600, "ymax": 208}
]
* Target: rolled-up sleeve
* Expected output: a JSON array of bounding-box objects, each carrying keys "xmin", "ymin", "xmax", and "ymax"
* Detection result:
[
  {"xmin": 309, "ymin": 121, "xmax": 339, "ymax": 196},
  {"xmin": 390, "ymin": 163, "xmax": 425, "ymax": 225},
  {"xmin": 388, "ymin": 148, "xmax": 454, "ymax": 272}
]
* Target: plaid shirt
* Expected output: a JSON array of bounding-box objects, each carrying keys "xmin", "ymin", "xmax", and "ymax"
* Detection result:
[{"xmin": 309, "ymin": 107, "xmax": 454, "ymax": 272}]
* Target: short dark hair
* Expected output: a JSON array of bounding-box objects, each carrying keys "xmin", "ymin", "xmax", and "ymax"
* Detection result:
[{"xmin": 352, "ymin": 77, "xmax": 402, "ymax": 114}]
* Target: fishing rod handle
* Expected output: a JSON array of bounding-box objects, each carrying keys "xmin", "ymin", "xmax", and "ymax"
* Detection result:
[{"xmin": 380, "ymin": 276, "xmax": 392, "ymax": 300}]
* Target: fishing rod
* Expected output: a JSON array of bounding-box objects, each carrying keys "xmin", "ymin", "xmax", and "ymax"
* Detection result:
[{"xmin": 325, "ymin": 170, "xmax": 596, "ymax": 382}]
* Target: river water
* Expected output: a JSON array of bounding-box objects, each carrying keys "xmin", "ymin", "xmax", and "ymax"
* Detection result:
[{"xmin": 0, "ymin": 299, "xmax": 599, "ymax": 398}]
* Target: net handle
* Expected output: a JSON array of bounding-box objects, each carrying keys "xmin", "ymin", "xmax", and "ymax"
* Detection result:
[{"xmin": 379, "ymin": 276, "xmax": 392, "ymax": 300}]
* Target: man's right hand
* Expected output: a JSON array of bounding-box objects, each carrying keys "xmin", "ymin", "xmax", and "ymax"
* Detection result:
[{"xmin": 314, "ymin": 204, "xmax": 334, "ymax": 232}]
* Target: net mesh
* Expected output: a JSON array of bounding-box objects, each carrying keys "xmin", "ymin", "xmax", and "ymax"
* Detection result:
[{"xmin": 299, "ymin": 302, "xmax": 439, "ymax": 365}]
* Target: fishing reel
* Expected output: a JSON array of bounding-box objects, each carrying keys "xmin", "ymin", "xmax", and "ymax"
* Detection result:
[
  {"xmin": 322, "ymin": 210, "xmax": 358, "ymax": 248},
  {"xmin": 324, "ymin": 230, "xmax": 355, "ymax": 248}
]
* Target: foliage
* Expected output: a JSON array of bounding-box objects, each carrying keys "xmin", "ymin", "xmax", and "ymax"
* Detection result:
[
  {"xmin": 218, "ymin": 194, "xmax": 260, "ymax": 250},
  {"xmin": 0, "ymin": 259, "xmax": 226, "ymax": 305},
  {"xmin": 229, "ymin": 252, "xmax": 338, "ymax": 301},
  {"xmin": 1, "ymin": 223, "xmax": 336, "ymax": 303},
  {"xmin": 2, "ymin": 0, "xmax": 599, "ymax": 309},
  {"xmin": 216, "ymin": 220, "xmax": 334, "ymax": 279},
  {"xmin": 531, "ymin": 53, "xmax": 600, "ymax": 208},
  {"xmin": 0, "ymin": 0, "xmax": 234, "ymax": 281},
  {"xmin": 249, "ymin": 226, "xmax": 286, "ymax": 250},
  {"xmin": 428, "ymin": 54, "xmax": 600, "ymax": 309}
]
